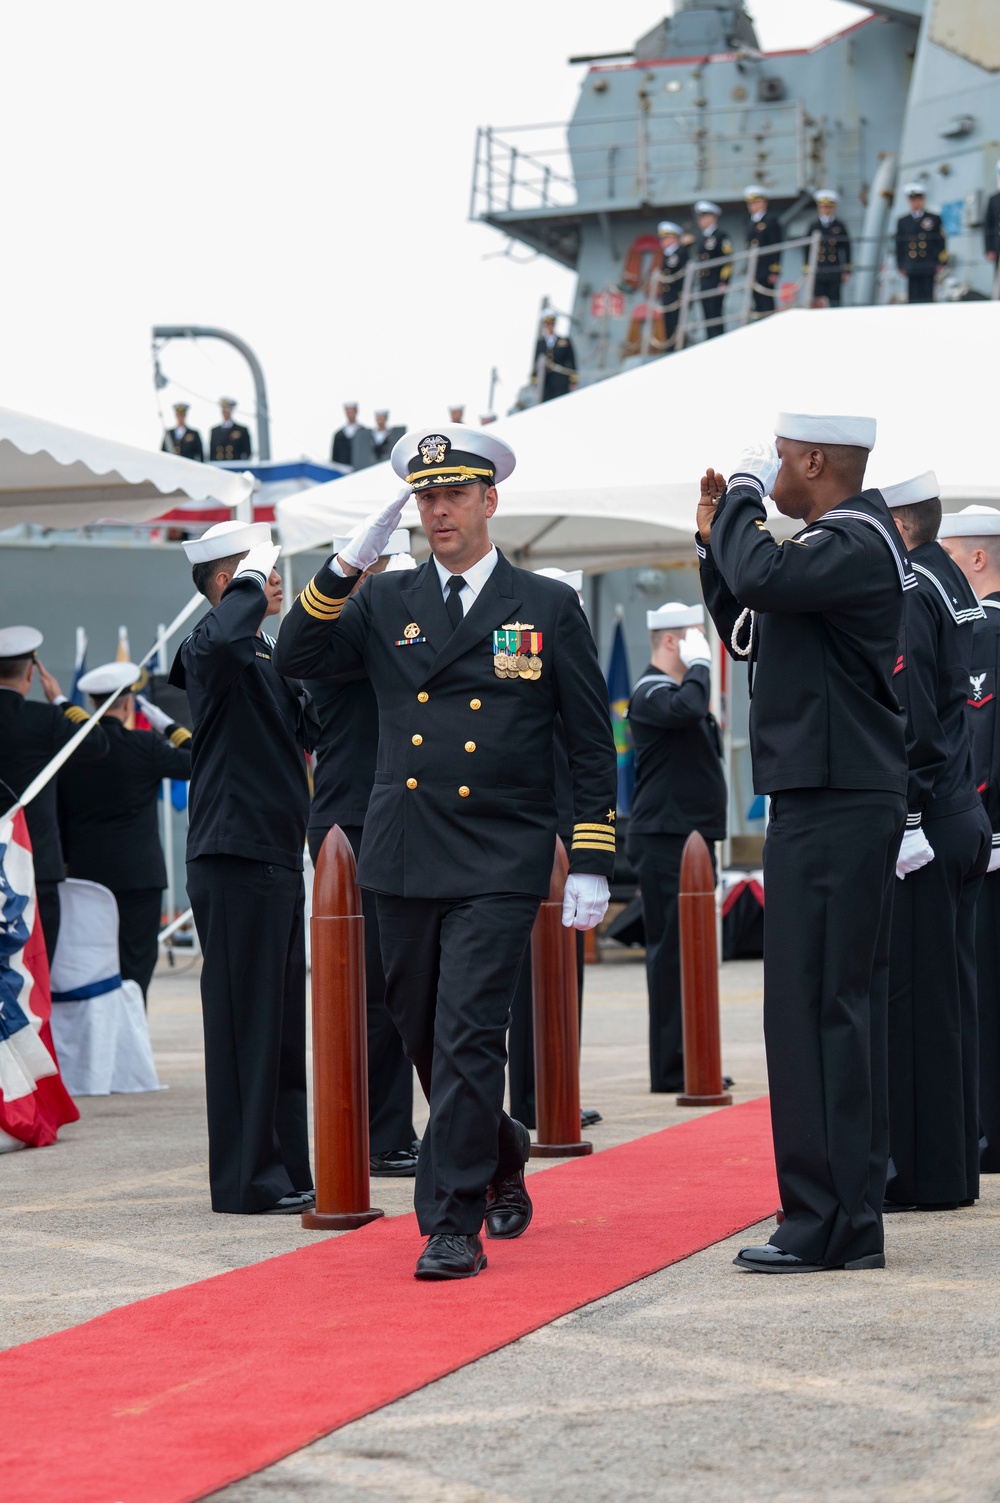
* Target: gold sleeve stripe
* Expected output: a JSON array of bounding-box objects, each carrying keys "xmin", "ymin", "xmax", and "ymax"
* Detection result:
[
  {"xmin": 301, "ymin": 583, "xmax": 345, "ymax": 621},
  {"xmin": 572, "ymin": 838, "xmax": 617, "ymax": 852},
  {"xmin": 169, "ymin": 727, "xmax": 192, "ymax": 746},
  {"xmin": 63, "ymin": 706, "xmax": 89, "ymax": 723},
  {"xmin": 305, "ymin": 577, "xmax": 349, "ymax": 607},
  {"xmin": 572, "ymin": 830, "xmax": 616, "ymax": 845},
  {"xmin": 574, "ymin": 822, "xmax": 617, "ymax": 834}
]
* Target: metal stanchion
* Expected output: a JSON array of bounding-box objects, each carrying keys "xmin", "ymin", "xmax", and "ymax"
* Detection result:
[
  {"xmin": 301, "ymin": 825, "xmax": 384, "ymax": 1230},
  {"xmin": 529, "ymin": 837, "xmax": 593, "ymax": 1158},
  {"xmin": 676, "ymin": 830, "xmax": 733, "ymax": 1109}
]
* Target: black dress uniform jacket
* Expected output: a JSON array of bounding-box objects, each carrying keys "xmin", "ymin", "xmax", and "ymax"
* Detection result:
[
  {"xmin": 745, "ymin": 212, "xmax": 783, "ymax": 278},
  {"xmin": 161, "ymin": 427, "xmax": 204, "ymax": 462},
  {"xmin": 627, "ymin": 664, "xmax": 727, "ymax": 840},
  {"xmin": 532, "ymin": 336, "xmax": 577, "ymax": 401},
  {"xmin": 658, "ymin": 244, "xmax": 689, "ymax": 306},
  {"xmin": 895, "ymin": 211, "xmax": 947, "ymax": 275},
  {"xmin": 306, "ymin": 673, "xmax": 379, "ymax": 832},
  {"xmin": 169, "ymin": 580, "xmax": 313, "ymax": 869},
  {"xmin": 984, "ymin": 193, "xmax": 1000, "ymax": 262},
  {"xmin": 969, "ymin": 592, "xmax": 1000, "ymax": 1172},
  {"xmin": 969, "ymin": 593, "xmax": 1000, "ymax": 846},
  {"xmin": 275, "ymin": 550, "xmax": 617, "ymax": 898},
  {"xmin": 0, "ymin": 692, "xmax": 108, "ymax": 882},
  {"xmin": 58, "ymin": 717, "xmax": 191, "ymax": 890},
  {"xmin": 208, "ymin": 423, "xmax": 252, "ymax": 463},
  {"xmin": 806, "ymin": 216, "xmax": 851, "ymax": 274},
  {"xmin": 695, "ymin": 229, "xmax": 733, "ymax": 289}
]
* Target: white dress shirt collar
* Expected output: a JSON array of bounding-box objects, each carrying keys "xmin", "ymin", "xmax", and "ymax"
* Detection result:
[{"xmin": 432, "ymin": 545, "xmax": 498, "ymax": 614}]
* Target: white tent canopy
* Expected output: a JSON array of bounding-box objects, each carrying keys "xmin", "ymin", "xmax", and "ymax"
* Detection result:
[
  {"xmin": 0, "ymin": 405, "xmax": 255, "ymax": 530},
  {"xmin": 277, "ymin": 303, "xmax": 1000, "ymax": 571}
]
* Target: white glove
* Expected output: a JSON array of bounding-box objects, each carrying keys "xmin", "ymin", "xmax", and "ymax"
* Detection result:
[
  {"xmin": 234, "ymin": 542, "xmax": 280, "ymax": 588},
  {"xmin": 988, "ymin": 844, "xmax": 1000, "ymax": 875},
  {"xmin": 338, "ymin": 487, "xmax": 412, "ymax": 573},
  {"xmin": 135, "ymin": 694, "xmax": 172, "ymax": 734},
  {"xmin": 679, "ymin": 628, "xmax": 711, "ymax": 668},
  {"xmin": 561, "ymin": 873, "xmax": 610, "ymax": 931},
  {"xmin": 730, "ymin": 440, "xmax": 780, "ymax": 498},
  {"xmin": 896, "ymin": 826, "xmax": 935, "ymax": 880}
]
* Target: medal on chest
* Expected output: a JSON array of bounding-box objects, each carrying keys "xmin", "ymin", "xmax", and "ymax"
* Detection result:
[{"xmin": 493, "ymin": 624, "xmax": 543, "ymax": 680}]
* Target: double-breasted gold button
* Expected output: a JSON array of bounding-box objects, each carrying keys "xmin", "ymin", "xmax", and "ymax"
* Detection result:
[
  {"xmin": 412, "ymin": 734, "xmax": 423, "ymax": 746},
  {"xmin": 465, "ymin": 741, "xmax": 476, "ymax": 753},
  {"xmin": 459, "ymin": 786, "xmax": 470, "ymax": 797},
  {"xmin": 406, "ymin": 778, "xmax": 418, "ymax": 790},
  {"xmin": 470, "ymin": 699, "xmax": 481, "ymax": 710},
  {"xmin": 417, "ymin": 691, "xmax": 429, "ymax": 703}
]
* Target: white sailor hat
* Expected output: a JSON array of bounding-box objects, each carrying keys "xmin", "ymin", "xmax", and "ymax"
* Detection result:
[
  {"xmin": 775, "ymin": 412, "xmax": 877, "ymax": 451},
  {"xmin": 343, "ymin": 400, "xmax": 359, "ymax": 407},
  {"xmin": 744, "ymin": 184, "xmax": 768, "ymax": 199},
  {"xmin": 657, "ymin": 220, "xmax": 682, "ymax": 237},
  {"xmin": 694, "ymin": 200, "xmax": 722, "ymax": 216},
  {"xmin": 391, "ymin": 425, "xmax": 516, "ymax": 493},
  {"xmin": 880, "ymin": 471, "xmax": 939, "ymax": 508},
  {"xmin": 814, "ymin": 188, "xmax": 839, "ymax": 203},
  {"xmin": 374, "ymin": 408, "xmax": 389, "ymax": 417},
  {"xmin": 181, "ymin": 518, "xmax": 273, "ymax": 564},
  {"xmin": 0, "ymin": 625, "xmax": 43, "ymax": 659},
  {"xmin": 385, "ymin": 551, "xmax": 418, "ymax": 572},
  {"xmin": 78, "ymin": 661, "xmax": 141, "ymax": 695},
  {"xmin": 647, "ymin": 601, "xmax": 705, "ymax": 631},
  {"xmin": 535, "ymin": 566, "xmax": 584, "ymax": 593},
  {"xmin": 938, "ymin": 505, "xmax": 1000, "ymax": 538},
  {"xmin": 904, "ymin": 182, "xmax": 926, "ymax": 197},
  {"xmin": 332, "ymin": 528, "xmax": 411, "ymax": 556}
]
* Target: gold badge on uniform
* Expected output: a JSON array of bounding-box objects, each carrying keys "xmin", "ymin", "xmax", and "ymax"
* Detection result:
[
  {"xmin": 394, "ymin": 621, "xmax": 427, "ymax": 647},
  {"xmin": 404, "ymin": 622, "xmax": 421, "ymax": 639},
  {"xmin": 493, "ymin": 624, "xmax": 542, "ymax": 680},
  {"xmin": 419, "ymin": 435, "xmax": 449, "ymax": 465}
]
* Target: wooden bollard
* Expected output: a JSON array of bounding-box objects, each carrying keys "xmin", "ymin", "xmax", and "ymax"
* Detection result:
[
  {"xmin": 676, "ymin": 830, "xmax": 732, "ymax": 1108},
  {"xmin": 301, "ymin": 825, "xmax": 384, "ymax": 1230},
  {"xmin": 529, "ymin": 836, "xmax": 593, "ymax": 1158}
]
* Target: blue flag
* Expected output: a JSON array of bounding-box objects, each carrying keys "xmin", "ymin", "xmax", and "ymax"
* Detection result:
[
  {"xmin": 69, "ymin": 628, "xmax": 88, "ymax": 708},
  {"xmin": 606, "ymin": 616, "xmax": 635, "ymax": 816}
]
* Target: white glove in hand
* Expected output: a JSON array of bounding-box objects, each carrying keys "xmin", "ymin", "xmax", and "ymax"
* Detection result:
[
  {"xmin": 338, "ymin": 486, "xmax": 412, "ymax": 573},
  {"xmin": 234, "ymin": 542, "xmax": 280, "ymax": 588},
  {"xmin": 679, "ymin": 628, "xmax": 711, "ymax": 668},
  {"xmin": 135, "ymin": 694, "xmax": 172, "ymax": 734},
  {"xmin": 561, "ymin": 873, "xmax": 610, "ymax": 931},
  {"xmin": 988, "ymin": 845, "xmax": 1000, "ymax": 875},
  {"xmin": 730, "ymin": 440, "xmax": 780, "ymax": 499},
  {"xmin": 896, "ymin": 826, "xmax": 935, "ymax": 880}
]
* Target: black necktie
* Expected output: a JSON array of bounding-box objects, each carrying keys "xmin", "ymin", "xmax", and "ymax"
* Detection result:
[{"xmin": 445, "ymin": 575, "xmax": 466, "ymax": 632}]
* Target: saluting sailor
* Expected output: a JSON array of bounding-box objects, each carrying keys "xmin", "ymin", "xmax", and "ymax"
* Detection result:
[
  {"xmin": 698, "ymin": 413, "xmax": 911, "ymax": 1274},
  {"xmin": 170, "ymin": 519, "xmax": 317, "ymax": 1216},
  {"xmin": 939, "ymin": 504, "xmax": 1000, "ymax": 1176},
  {"xmin": 275, "ymin": 425, "xmax": 617, "ymax": 1281},
  {"xmin": 882, "ymin": 476, "xmax": 991, "ymax": 1212}
]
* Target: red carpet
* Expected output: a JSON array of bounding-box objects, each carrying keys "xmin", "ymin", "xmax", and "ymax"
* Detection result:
[{"xmin": 2, "ymin": 1097, "xmax": 776, "ymax": 1503}]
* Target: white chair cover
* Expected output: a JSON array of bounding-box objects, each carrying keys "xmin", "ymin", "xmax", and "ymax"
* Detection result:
[{"xmin": 48, "ymin": 879, "xmax": 161, "ymax": 1096}]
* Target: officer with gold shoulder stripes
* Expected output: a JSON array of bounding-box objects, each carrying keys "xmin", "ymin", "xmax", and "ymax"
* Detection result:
[{"xmin": 275, "ymin": 425, "xmax": 617, "ymax": 1282}]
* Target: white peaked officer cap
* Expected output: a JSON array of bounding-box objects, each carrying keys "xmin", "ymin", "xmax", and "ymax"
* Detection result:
[
  {"xmin": 332, "ymin": 529, "xmax": 411, "ymax": 556},
  {"xmin": 0, "ymin": 625, "xmax": 43, "ymax": 657},
  {"xmin": 815, "ymin": 188, "xmax": 839, "ymax": 202},
  {"xmin": 391, "ymin": 425, "xmax": 516, "ymax": 492},
  {"xmin": 182, "ymin": 519, "xmax": 273, "ymax": 564},
  {"xmin": 694, "ymin": 200, "xmax": 721, "ymax": 216},
  {"xmin": 880, "ymin": 471, "xmax": 939, "ymax": 508},
  {"xmin": 657, "ymin": 220, "xmax": 682, "ymax": 236},
  {"xmin": 938, "ymin": 505, "xmax": 1000, "ymax": 538},
  {"xmin": 775, "ymin": 413, "xmax": 877, "ymax": 450},
  {"xmin": 744, "ymin": 184, "xmax": 767, "ymax": 199},
  {"xmin": 904, "ymin": 182, "xmax": 926, "ymax": 196},
  {"xmin": 535, "ymin": 566, "xmax": 584, "ymax": 593},
  {"xmin": 78, "ymin": 661, "xmax": 141, "ymax": 695},
  {"xmin": 647, "ymin": 601, "xmax": 705, "ymax": 631}
]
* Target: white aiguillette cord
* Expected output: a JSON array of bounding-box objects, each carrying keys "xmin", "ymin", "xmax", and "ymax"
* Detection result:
[{"xmin": 731, "ymin": 607, "xmax": 754, "ymax": 658}]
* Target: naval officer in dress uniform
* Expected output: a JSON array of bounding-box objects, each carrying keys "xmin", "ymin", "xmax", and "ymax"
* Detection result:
[
  {"xmin": 0, "ymin": 626, "xmax": 109, "ymax": 961},
  {"xmin": 895, "ymin": 185, "xmax": 947, "ymax": 304},
  {"xmin": 170, "ymin": 519, "xmax": 316, "ymax": 1216},
  {"xmin": 656, "ymin": 222, "xmax": 689, "ymax": 351},
  {"xmin": 698, "ymin": 413, "xmax": 911, "ymax": 1273},
  {"xmin": 208, "ymin": 399, "xmax": 252, "ymax": 463},
  {"xmin": 57, "ymin": 660, "xmax": 192, "ymax": 1001},
  {"xmin": 306, "ymin": 529, "xmax": 418, "ymax": 1177},
  {"xmin": 161, "ymin": 403, "xmax": 204, "ymax": 462},
  {"xmin": 743, "ymin": 186, "xmax": 783, "ymax": 316},
  {"xmin": 805, "ymin": 190, "xmax": 851, "ymax": 306},
  {"xmin": 532, "ymin": 315, "xmax": 578, "ymax": 402},
  {"xmin": 275, "ymin": 426, "xmax": 617, "ymax": 1280},
  {"xmin": 692, "ymin": 201, "xmax": 732, "ymax": 339},
  {"xmin": 939, "ymin": 504, "xmax": 1000, "ymax": 1174},
  {"xmin": 882, "ymin": 476, "xmax": 991, "ymax": 1212},
  {"xmin": 626, "ymin": 602, "xmax": 728, "ymax": 1094}
]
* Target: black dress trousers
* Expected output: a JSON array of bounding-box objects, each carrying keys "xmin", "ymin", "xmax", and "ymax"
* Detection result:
[
  {"xmin": 114, "ymin": 887, "xmax": 163, "ymax": 1001},
  {"xmin": 907, "ymin": 272, "xmax": 936, "ymax": 304},
  {"xmin": 376, "ymin": 890, "xmax": 540, "ymax": 1235},
  {"xmin": 814, "ymin": 274, "xmax": 842, "ymax": 306},
  {"xmin": 701, "ymin": 292, "xmax": 725, "ymax": 337},
  {"xmin": 764, "ymin": 788, "xmax": 906, "ymax": 1267},
  {"xmin": 308, "ymin": 825, "xmax": 415, "ymax": 1156},
  {"xmin": 886, "ymin": 804, "xmax": 991, "ymax": 1205},
  {"xmin": 976, "ymin": 873, "xmax": 1000, "ymax": 1173},
  {"xmin": 629, "ymin": 831, "xmax": 717, "ymax": 1093},
  {"xmin": 187, "ymin": 854, "xmax": 312, "ymax": 1213}
]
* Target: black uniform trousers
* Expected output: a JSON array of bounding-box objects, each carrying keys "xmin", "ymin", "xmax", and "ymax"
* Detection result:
[
  {"xmin": 187, "ymin": 855, "xmax": 312, "ymax": 1213},
  {"xmin": 376, "ymin": 890, "xmax": 540, "ymax": 1235},
  {"xmin": 765, "ymin": 789, "xmax": 906, "ymax": 1267},
  {"xmin": 976, "ymin": 873, "xmax": 1000, "ymax": 1172},
  {"xmin": 35, "ymin": 880, "xmax": 61, "ymax": 965},
  {"xmin": 629, "ymin": 832, "xmax": 717, "ymax": 1093},
  {"xmin": 308, "ymin": 826, "xmax": 415, "ymax": 1155},
  {"xmin": 752, "ymin": 285, "xmax": 775, "ymax": 315},
  {"xmin": 886, "ymin": 804, "xmax": 991, "ymax": 1206},
  {"xmin": 701, "ymin": 291, "xmax": 725, "ymax": 337},
  {"xmin": 508, "ymin": 930, "xmax": 585, "ymax": 1128},
  {"xmin": 814, "ymin": 274, "xmax": 843, "ymax": 307},
  {"xmin": 906, "ymin": 272, "xmax": 936, "ymax": 304},
  {"xmin": 659, "ymin": 300, "xmax": 681, "ymax": 350},
  {"xmin": 113, "ymin": 888, "xmax": 163, "ymax": 1001}
]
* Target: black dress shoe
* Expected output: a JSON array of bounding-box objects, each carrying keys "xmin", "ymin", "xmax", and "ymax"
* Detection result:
[
  {"xmin": 485, "ymin": 1118, "xmax": 533, "ymax": 1240},
  {"xmin": 370, "ymin": 1147, "xmax": 419, "ymax": 1177},
  {"xmin": 260, "ymin": 1190, "xmax": 316, "ymax": 1215},
  {"xmin": 883, "ymin": 1199, "xmax": 959, "ymax": 1213},
  {"xmin": 414, "ymin": 1233, "xmax": 487, "ymax": 1280},
  {"xmin": 734, "ymin": 1242, "xmax": 885, "ymax": 1273},
  {"xmin": 581, "ymin": 1108, "xmax": 603, "ymax": 1128}
]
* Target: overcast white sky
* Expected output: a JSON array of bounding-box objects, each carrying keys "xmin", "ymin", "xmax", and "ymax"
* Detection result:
[{"xmin": 0, "ymin": 1, "xmax": 869, "ymax": 461}]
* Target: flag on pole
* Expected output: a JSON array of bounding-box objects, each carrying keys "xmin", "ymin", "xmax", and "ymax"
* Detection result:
[
  {"xmin": 116, "ymin": 626, "xmax": 136, "ymax": 729},
  {"xmin": 69, "ymin": 627, "xmax": 88, "ymax": 707},
  {"xmin": 606, "ymin": 610, "xmax": 635, "ymax": 816}
]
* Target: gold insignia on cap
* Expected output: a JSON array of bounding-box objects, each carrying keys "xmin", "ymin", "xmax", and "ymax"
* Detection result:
[
  {"xmin": 404, "ymin": 622, "xmax": 420, "ymax": 640},
  {"xmin": 419, "ymin": 435, "xmax": 449, "ymax": 466}
]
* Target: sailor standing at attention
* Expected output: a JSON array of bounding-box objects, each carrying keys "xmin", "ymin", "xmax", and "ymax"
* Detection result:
[
  {"xmin": 938, "ymin": 504, "xmax": 1000, "ymax": 1176},
  {"xmin": 275, "ymin": 425, "xmax": 617, "ymax": 1281},
  {"xmin": 881, "ymin": 476, "xmax": 991, "ymax": 1213},
  {"xmin": 170, "ymin": 519, "xmax": 317, "ymax": 1216},
  {"xmin": 698, "ymin": 413, "xmax": 910, "ymax": 1274}
]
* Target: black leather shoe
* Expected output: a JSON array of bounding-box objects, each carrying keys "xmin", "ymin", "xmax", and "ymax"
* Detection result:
[
  {"xmin": 883, "ymin": 1199, "xmax": 959, "ymax": 1213},
  {"xmin": 485, "ymin": 1118, "xmax": 533, "ymax": 1240},
  {"xmin": 370, "ymin": 1147, "xmax": 419, "ymax": 1177},
  {"xmin": 414, "ymin": 1233, "xmax": 487, "ymax": 1280},
  {"xmin": 581, "ymin": 1108, "xmax": 603, "ymax": 1128},
  {"xmin": 260, "ymin": 1190, "xmax": 315, "ymax": 1215},
  {"xmin": 734, "ymin": 1242, "xmax": 885, "ymax": 1273}
]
